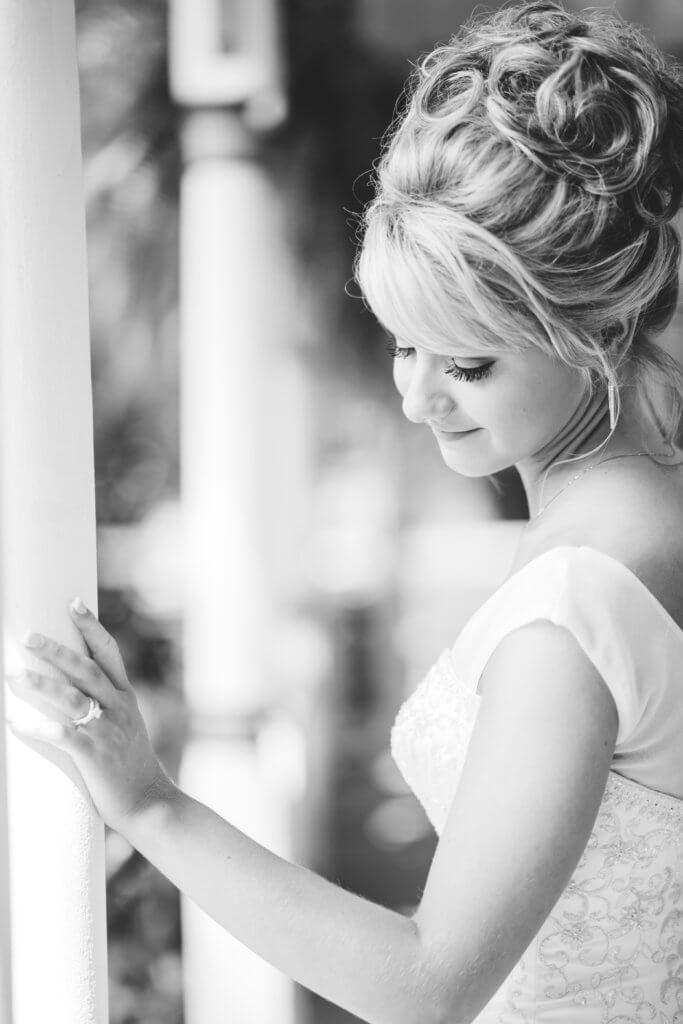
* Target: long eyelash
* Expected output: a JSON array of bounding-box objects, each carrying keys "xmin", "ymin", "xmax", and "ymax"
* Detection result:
[
  {"xmin": 383, "ymin": 340, "xmax": 494, "ymax": 383},
  {"xmin": 444, "ymin": 362, "xmax": 494, "ymax": 383}
]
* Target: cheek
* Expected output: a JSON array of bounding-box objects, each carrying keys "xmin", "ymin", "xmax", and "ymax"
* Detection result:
[
  {"xmin": 495, "ymin": 367, "xmax": 583, "ymax": 436},
  {"xmin": 466, "ymin": 373, "xmax": 543, "ymax": 447},
  {"xmin": 392, "ymin": 361, "xmax": 410, "ymax": 395},
  {"xmin": 530, "ymin": 368, "xmax": 584, "ymax": 423}
]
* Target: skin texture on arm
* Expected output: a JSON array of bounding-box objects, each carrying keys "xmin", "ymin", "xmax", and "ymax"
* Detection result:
[
  {"xmin": 6, "ymin": 609, "xmax": 439, "ymax": 1024},
  {"xmin": 122, "ymin": 786, "xmax": 435, "ymax": 1024},
  {"xmin": 6, "ymin": 606, "xmax": 618, "ymax": 1024},
  {"xmin": 411, "ymin": 620, "xmax": 619, "ymax": 1022}
]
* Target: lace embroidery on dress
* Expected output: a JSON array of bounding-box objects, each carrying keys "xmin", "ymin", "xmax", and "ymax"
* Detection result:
[
  {"xmin": 532, "ymin": 773, "xmax": 683, "ymax": 1023},
  {"xmin": 390, "ymin": 646, "xmax": 480, "ymax": 832}
]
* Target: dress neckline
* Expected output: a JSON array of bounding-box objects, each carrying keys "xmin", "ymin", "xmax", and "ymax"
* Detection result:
[
  {"xmin": 607, "ymin": 767, "xmax": 683, "ymax": 813},
  {"xmin": 502, "ymin": 544, "xmax": 683, "ymax": 645}
]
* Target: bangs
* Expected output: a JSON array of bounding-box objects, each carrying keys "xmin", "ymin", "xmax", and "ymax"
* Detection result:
[{"xmin": 355, "ymin": 201, "xmax": 541, "ymax": 357}]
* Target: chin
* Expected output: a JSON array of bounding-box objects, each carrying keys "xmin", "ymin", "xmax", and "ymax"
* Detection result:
[
  {"xmin": 440, "ymin": 456, "xmax": 493, "ymax": 478},
  {"xmin": 440, "ymin": 448, "xmax": 514, "ymax": 479}
]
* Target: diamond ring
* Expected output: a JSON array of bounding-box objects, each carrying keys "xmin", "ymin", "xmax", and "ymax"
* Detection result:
[{"xmin": 72, "ymin": 697, "xmax": 103, "ymax": 729}]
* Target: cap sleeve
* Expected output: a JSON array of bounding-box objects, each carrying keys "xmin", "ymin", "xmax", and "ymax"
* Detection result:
[{"xmin": 450, "ymin": 546, "xmax": 675, "ymax": 752}]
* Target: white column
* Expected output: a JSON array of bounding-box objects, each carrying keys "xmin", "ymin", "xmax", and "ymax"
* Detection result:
[
  {"xmin": 0, "ymin": 3, "xmax": 109, "ymax": 1023},
  {"xmin": 177, "ymin": 112, "xmax": 299, "ymax": 1024},
  {"xmin": 170, "ymin": 4, "xmax": 303, "ymax": 1020},
  {"xmin": 0, "ymin": 497, "xmax": 10, "ymax": 1024}
]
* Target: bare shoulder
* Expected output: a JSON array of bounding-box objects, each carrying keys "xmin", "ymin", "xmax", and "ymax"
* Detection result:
[{"xmin": 521, "ymin": 453, "xmax": 683, "ymax": 632}]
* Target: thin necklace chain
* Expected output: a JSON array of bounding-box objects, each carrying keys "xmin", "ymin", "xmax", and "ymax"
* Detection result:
[{"xmin": 524, "ymin": 450, "xmax": 673, "ymax": 527}]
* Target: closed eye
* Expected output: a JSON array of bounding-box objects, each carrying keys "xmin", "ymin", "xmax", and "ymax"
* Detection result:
[{"xmin": 384, "ymin": 341, "xmax": 494, "ymax": 383}]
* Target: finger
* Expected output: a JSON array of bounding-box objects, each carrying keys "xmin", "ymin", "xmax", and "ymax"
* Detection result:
[
  {"xmin": 6, "ymin": 670, "xmax": 97, "ymax": 723},
  {"xmin": 6, "ymin": 716, "xmax": 83, "ymax": 751},
  {"xmin": 67, "ymin": 599, "xmax": 133, "ymax": 692},
  {"xmin": 20, "ymin": 632, "xmax": 116, "ymax": 707}
]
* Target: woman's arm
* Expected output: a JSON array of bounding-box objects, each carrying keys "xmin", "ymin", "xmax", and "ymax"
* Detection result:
[
  {"xmin": 411, "ymin": 619, "xmax": 619, "ymax": 1023},
  {"xmin": 122, "ymin": 783, "xmax": 439, "ymax": 1024},
  {"xmin": 7, "ymin": 603, "xmax": 618, "ymax": 1024},
  {"xmin": 119, "ymin": 617, "xmax": 618, "ymax": 1024},
  {"xmin": 112, "ymin": 614, "xmax": 618, "ymax": 1024},
  {"xmin": 7, "ymin": 610, "xmax": 441, "ymax": 1024}
]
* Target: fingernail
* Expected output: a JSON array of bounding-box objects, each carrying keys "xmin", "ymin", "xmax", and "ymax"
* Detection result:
[
  {"xmin": 70, "ymin": 597, "xmax": 88, "ymax": 616},
  {"xmin": 22, "ymin": 632, "xmax": 44, "ymax": 648}
]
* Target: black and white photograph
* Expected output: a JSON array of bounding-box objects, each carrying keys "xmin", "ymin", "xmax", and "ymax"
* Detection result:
[{"xmin": 1, "ymin": 0, "xmax": 683, "ymax": 1022}]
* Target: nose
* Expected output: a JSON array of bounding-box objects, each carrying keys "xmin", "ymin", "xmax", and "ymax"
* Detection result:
[{"xmin": 400, "ymin": 358, "xmax": 456, "ymax": 425}]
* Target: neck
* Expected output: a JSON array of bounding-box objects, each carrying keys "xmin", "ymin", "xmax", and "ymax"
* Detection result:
[{"xmin": 516, "ymin": 380, "xmax": 671, "ymax": 520}]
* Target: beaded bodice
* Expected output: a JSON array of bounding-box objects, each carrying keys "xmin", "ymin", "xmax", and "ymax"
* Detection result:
[{"xmin": 391, "ymin": 546, "xmax": 683, "ymax": 1023}]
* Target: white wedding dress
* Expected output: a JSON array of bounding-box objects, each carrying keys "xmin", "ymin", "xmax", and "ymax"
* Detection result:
[{"xmin": 391, "ymin": 545, "xmax": 683, "ymax": 1023}]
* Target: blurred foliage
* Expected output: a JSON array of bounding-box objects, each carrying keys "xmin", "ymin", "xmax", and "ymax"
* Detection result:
[
  {"xmin": 77, "ymin": 0, "xmax": 180, "ymax": 527},
  {"xmin": 279, "ymin": 0, "xmax": 401, "ymax": 383}
]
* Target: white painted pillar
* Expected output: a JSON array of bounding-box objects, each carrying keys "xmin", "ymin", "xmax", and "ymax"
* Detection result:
[
  {"xmin": 0, "ymin": 3, "xmax": 109, "ymax": 1023},
  {"xmin": 0, "ymin": 495, "xmax": 10, "ymax": 1024},
  {"xmin": 176, "ymin": 112, "xmax": 301, "ymax": 1024},
  {"xmin": 169, "ymin": 4, "xmax": 303, "ymax": 1022}
]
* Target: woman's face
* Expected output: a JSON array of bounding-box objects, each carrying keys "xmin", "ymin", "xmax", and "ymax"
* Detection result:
[{"xmin": 390, "ymin": 338, "xmax": 589, "ymax": 478}]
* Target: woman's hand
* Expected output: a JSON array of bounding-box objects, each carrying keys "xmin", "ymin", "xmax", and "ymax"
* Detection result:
[{"xmin": 4, "ymin": 598, "xmax": 177, "ymax": 832}]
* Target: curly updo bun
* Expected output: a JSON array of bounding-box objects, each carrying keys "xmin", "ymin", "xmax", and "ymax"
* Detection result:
[{"xmin": 355, "ymin": 0, "xmax": 683, "ymax": 462}]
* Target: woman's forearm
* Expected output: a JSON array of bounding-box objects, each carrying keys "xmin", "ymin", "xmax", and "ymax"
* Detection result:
[{"xmin": 121, "ymin": 784, "xmax": 442, "ymax": 1024}]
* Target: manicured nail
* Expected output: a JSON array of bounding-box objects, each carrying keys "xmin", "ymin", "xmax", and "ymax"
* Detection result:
[
  {"xmin": 22, "ymin": 632, "xmax": 44, "ymax": 648},
  {"xmin": 71, "ymin": 597, "xmax": 88, "ymax": 615}
]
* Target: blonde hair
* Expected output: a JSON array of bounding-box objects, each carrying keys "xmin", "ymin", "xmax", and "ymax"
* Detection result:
[{"xmin": 355, "ymin": 0, "xmax": 683, "ymax": 479}]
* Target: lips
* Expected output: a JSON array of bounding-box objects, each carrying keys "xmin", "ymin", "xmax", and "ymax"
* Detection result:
[{"xmin": 431, "ymin": 425, "xmax": 476, "ymax": 434}]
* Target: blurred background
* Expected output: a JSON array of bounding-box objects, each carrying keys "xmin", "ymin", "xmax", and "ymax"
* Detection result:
[{"xmin": 73, "ymin": 1, "xmax": 683, "ymax": 1021}]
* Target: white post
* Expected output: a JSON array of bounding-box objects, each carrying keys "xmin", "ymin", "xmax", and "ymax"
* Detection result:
[
  {"xmin": 0, "ymin": 2, "xmax": 109, "ymax": 1023},
  {"xmin": 176, "ymin": 116, "xmax": 301, "ymax": 1024},
  {"xmin": 0, "ymin": 497, "xmax": 10, "ymax": 1023},
  {"xmin": 169, "ymin": 3, "xmax": 303, "ymax": 1022}
]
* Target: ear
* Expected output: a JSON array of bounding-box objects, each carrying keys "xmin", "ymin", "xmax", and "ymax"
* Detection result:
[
  {"xmin": 602, "ymin": 318, "xmax": 636, "ymax": 370},
  {"xmin": 603, "ymin": 317, "xmax": 633, "ymax": 347}
]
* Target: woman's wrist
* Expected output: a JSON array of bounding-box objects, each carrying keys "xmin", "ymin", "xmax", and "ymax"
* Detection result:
[{"xmin": 114, "ymin": 770, "xmax": 183, "ymax": 842}]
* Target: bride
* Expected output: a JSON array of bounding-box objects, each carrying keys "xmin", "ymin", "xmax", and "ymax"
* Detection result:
[{"xmin": 8, "ymin": 2, "xmax": 683, "ymax": 1021}]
